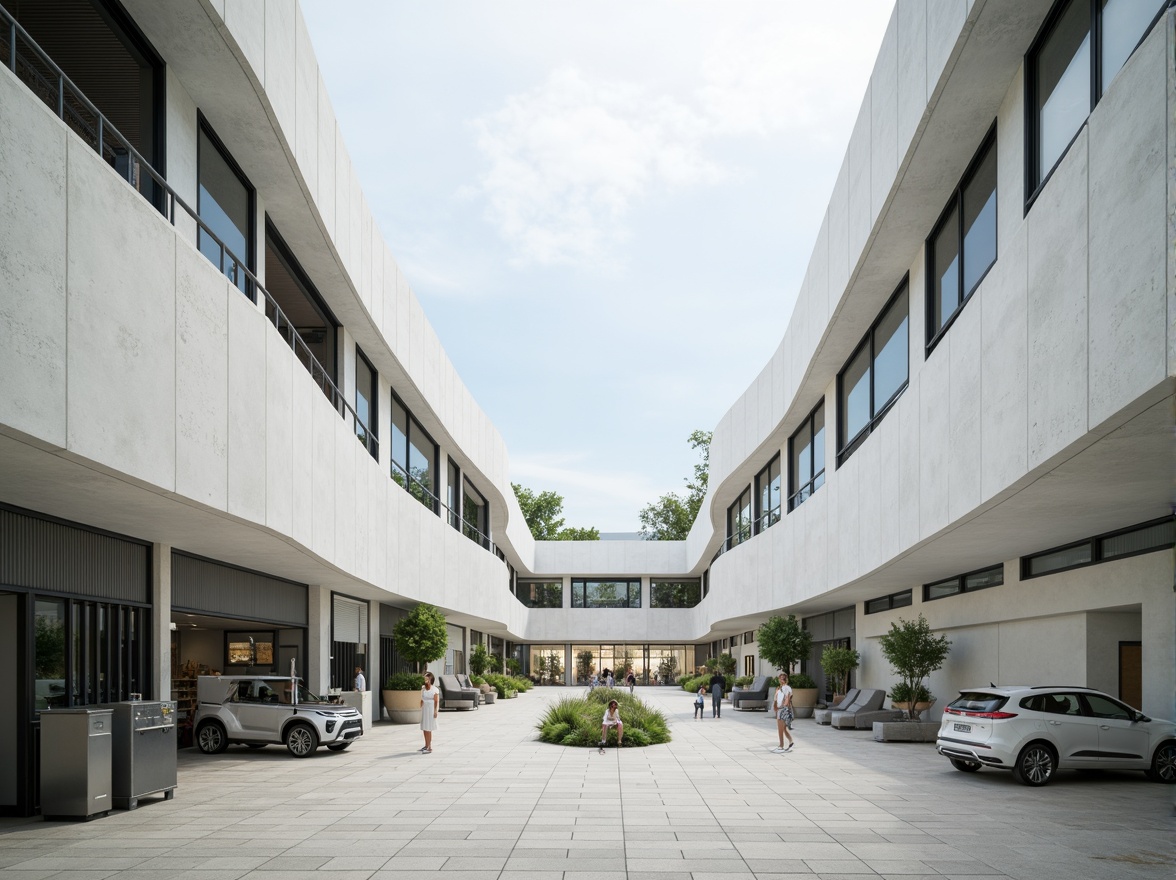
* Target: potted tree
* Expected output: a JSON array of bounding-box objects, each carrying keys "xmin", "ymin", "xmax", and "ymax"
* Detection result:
[
  {"xmin": 874, "ymin": 614, "xmax": 951, "ymax": 743},
  {"xmin": 575, "ymin": 650, "xmax": 595, "ymax": 685},
  {"xmin": 757, "ymin": 614, "xmax": 818, "ymax": 717},
  {"xmin": 820, "ymin": 644, "xmax": 860, "ymax": 704},
  {"xmin": 381, "ymin": 672, "xmax": 425, "ymax": 723},
  {"xmin": 383, "ymin": 603, "xmax": 448, "ymax": 723},
  {"xmin": 469, "ymin": 643, "xmax": 495, "ymax": 703}
]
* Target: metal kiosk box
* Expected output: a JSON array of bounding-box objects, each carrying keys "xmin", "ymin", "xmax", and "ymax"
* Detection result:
[
  {"xmin": 39, "ymin": 708, "xmax": 113, "ymax": 820},
  {"xmin": 99, "ymin": 701, "xmax": 178, "ymax": 809}
]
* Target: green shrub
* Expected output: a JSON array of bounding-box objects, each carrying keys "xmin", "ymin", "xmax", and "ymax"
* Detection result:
[
  {"xmin": 734, "ymin": 675, "xmax": 754, "ymax": 688},
  {"xmin": 789, "ymin": 673, "xmax": 817, "ymax": 689},
  {"xmin": 511, "ymin": 675, "xmax": 533, "ymax": 692},
  {"xmin": 484, "ymin": 673, "xmax": 519, "ymax": 698},
  {"xmin": 384, "ymin": 672, "xmax": 425, "ymax": 691},
  {"xmin": 535, "ymin": 690, "xmax": 670, "ymax": 748}
]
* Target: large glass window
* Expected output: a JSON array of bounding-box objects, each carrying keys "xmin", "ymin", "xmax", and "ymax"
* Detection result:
[
  {"xmin": 1029, "ymin": 0, "xmax": 1164, "ymax": 198},
  {"xmin": 927, "ymin": 127, "xmax": 997, "ymax": 349},
  {"xmin": 649, "ymin": 580, "xmax": 702, "ymax": 608},
  {"xmin": 354, "ymin": 347, "xmax": 377, "ymax": 460},
  {"xmin": 514, "ymin": 581, "xmax": 562, "ymax": 608},
  {"xmin": 838, "ymin": 283, "xmax": 909, "ymax": 463},
  {"xmin": 754, "ymin": 456, "xmax": 781, "ymax": 534},
  {"xmin": 726, "ymin": 486, "xmax": 752, "ymax": 550},
  {"xmin": 571, "ymin": 579, "xmax": 641, "ymax": 609},
  {"xmin": 389, "ymin": 395, "xmax": 438, "ymax": 513},
  {"xmin": 447, "ymin": 459, "xmax": 461, "ymax": 531},
  {"xmin": 788, "ymin": 401, "xmax": 826, "ymax": 511},
  {"xmin": 264, "ymin": 222, "xmax": 339, "ymax": 399},
  {"xmin": 198, "ymin": 120, "xmax": 253, "ymax": 297},
  {"xmin": 463, "ymin": 480, "xmax": 489, "ymax": 548}
]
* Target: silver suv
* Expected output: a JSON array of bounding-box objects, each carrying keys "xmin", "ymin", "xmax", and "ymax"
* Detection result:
[
  {"xmin": 192, "ymin": 676, "xmax": 363, "ymax": 758},
  {"xmin": 936, "ymin": 685, "xmax": 1175, "ymax": 786}
]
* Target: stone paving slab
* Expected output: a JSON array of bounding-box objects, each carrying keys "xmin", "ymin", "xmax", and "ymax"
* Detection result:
[{"xmin": 1, "ymin": 687, "xmax": 1173, "ymax": 880}]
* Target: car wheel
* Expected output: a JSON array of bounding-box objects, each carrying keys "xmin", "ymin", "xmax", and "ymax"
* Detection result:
[
  {"xmin": 949, "ymin": 758, "xmax": 981, "ymax": 773},
  {"xmin": 195, "ymin": 721, "xmax": 228, "ymax": 754},
  {"xmin": 1013, "ymin": 742, "xmax": 1056, "ymax": 786},
  {"xmin": 327, "ymin": 742, "xmax": 350, "ymax": 752},
  {"xmin": 285, "ymin": 722, "xmax": 319, "ymax": 758},
  {"xmin": 1145, "ymin": 742, "xmax": 1176, "ymax": 783}
]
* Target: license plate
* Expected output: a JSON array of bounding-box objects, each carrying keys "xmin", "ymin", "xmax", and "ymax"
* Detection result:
[{"xmin": 953, "ymin": 722, "xmax": 972, "ymax": 733}]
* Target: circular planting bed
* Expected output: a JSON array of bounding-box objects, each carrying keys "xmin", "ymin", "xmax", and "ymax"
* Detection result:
[{"xmin": 536, "ymin": 687, "xmax": 670, "ymax": 747}]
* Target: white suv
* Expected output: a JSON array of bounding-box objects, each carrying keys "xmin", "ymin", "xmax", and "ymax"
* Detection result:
[
  {"xmin": 193, "ymin": 676, "xmax": 363, "ymax": 758},
  {"xmin": 936, "ymin": 686, "xmax": 1175, "ymax": 786}
]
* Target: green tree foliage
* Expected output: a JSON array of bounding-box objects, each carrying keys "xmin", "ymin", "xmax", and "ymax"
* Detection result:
[
  {"xmin": 820, "ymin": 645, "xmax": 860, "ymax": 695},
  {"xmin": 878, "ymin": 614, "xmax": 951, "ymax": 721},
  {"xmin": 469, "ymin": 642, "xmax": 490, "ymax": 677},
  {"xmin": 757, "ymin": 614, "xmax": 813, "ymax": 675},
  {"xmin": 638, "ymin": 430, "xmax": 712, "ymax": 540},
  {"xmin": 511, "ymin": 483, "xmax": 600, "ymax": 541},
  {"xmin": 392, "ymin": 604, "xmax": 449, "ymax": 672},
  {"xmin": 575, "ymin": 650, "xmax": 595, "ymax": 683}
]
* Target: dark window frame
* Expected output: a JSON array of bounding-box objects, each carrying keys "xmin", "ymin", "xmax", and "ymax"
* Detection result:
[
  {"xmin": 926, "ymin": 122, "xmax": 998, "ymax": 354},
  {"xmin": 196, "ymin": 112, "xmax": 256, "ymax": 301},
  {"xmin": 788, "ymin": 399, "xmax": 826, "ymax": 512},
  {"xmin": 354, "ymin": 345, "xmax": 378, "ymax": 461},
  {"xmin": 264, "ymin": 218, "xmax": 340, "ymax": 385},
  {"xmin": 923, "ymin": 563, "xmax": 1004, "ymax": 602},
  {"xmin": 570, "ymin": 579, "xmax": 642, "ymax": 609},
  {"xmin": 649, "ymin": 580, "xmax": 702, "ymax": 609},
  {"xmin": 753, "ymin": 454, "xmax": 781, "ymax": 534},
  {"xmin": 462, "ymin": 478, "xmax": 490, "ymax": 549},
  {"xmin": 513, "ymin": 580, "xmax": 563, "ymax": 609},
  {"xmin": 726, "ymin": 485, "xmax": 752, "ymax": 550},
  {"xmin": 1021, "ymin": 515, "xmax": 1175, "ymax": 580},
  {"xmin": 863, "ymin": 589, "xmax": 913, "ymax": 615},
  {"xmin": 837, "ymin": 279, "xmax": 910, "ymax": 465},
  {"xmin": 1025, "ymin": 0, "xmax": 1166, "ymax": 212},
  {"xmin": 389, "ymin": 390, "xmax": 440, "ymax": 515}
]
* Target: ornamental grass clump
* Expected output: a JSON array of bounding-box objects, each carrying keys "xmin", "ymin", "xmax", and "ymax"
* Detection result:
[{"xmin": 536, "ymin": 688, "xmax": 670, "ymax": 748}]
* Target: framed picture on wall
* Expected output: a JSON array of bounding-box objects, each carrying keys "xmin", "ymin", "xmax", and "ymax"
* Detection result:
[{"xmin": 225, "ymin": 630, "xmax": 277, "ymax": 668}]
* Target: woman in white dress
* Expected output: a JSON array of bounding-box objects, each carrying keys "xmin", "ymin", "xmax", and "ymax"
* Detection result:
[
  {"xmin": 601, "ymin": 699, "xmax": 623, "ymax": 746},
  {"xmin": 420, "ymin": 671, "xmax": 439, "ymax": 752}
]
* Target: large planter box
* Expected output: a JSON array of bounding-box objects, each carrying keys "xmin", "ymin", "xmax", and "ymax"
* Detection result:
[
  {"xmin": 382, "ymin": 690, "xmax": 420, "ymax": 724},
  {"xmin": 872, "ymin": 720, "xmax": 940, "ymax": 742}
]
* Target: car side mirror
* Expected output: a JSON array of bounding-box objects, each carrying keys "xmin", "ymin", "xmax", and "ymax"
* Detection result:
[{"xmin": 1134, "ymin": 714, "xmax": 1150, "ymax": 723}]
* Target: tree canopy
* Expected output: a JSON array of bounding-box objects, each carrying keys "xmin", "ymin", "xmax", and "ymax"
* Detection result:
[
  {"xmin": 392, "ymin": 603, "xmax": 449, "ymax": 672},
  {"xmin": 757, "ymin": 614, "xmax": 813, "ymax": 675},
  {"xmin": 638, "ymin": 430, "xmax": 711, "ymax": 540},
  {"xmin": 511, "ymin": 483, "xmax": 600, "ymax": 541}
]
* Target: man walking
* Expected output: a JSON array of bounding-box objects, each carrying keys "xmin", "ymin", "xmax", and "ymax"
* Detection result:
[{"xmin": 710, "ymin": 669, "xmax": 727, "ymax": 718}]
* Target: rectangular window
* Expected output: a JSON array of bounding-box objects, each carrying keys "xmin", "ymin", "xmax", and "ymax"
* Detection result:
[
  {"xmin": 864, "ymin": 589, "xmax": 912, "ymax": 615},
  {"xmin": 702, "ymin": 570, "xmax": 709, "ymax": 598},
  {"xmin": 354, "ymin": 347, "xmax": 377, "ymax": 460},
  {"xmin": 1025, "ymin": 542, "xmax": 1093, "ymax": 577},
  {"xmin": 463, "ymin": 480, "xmax": 489, "ymax": 549},
  {"xmin": 744, "ymin": 630, "xmax": 754, "ymax": 643},
  {"xmin": 571, "ymin": 579, "xmax": 641, "ymax": 609},
  {"xmin": 197, "ymin": 119, "xmax": 253, "ymax": 298},
  {"xmin": 927, "ymin": 126, "xmax": 997, "ymax": 350},
  {"xmin": 726, "ymin": 486, "xmax": 752, "ymax": 550},
  {"xmin": 1022, "ymin": 516, "xmax": 1174, "ymax": 578},
  {"xmin": 788, "ymin": 401, "xmax": 826, "ymax": 511},
  {"xmin": 1099, "ymin": 518, "xmax": 1175, "ymax": 560},
  {"xmin": 754, "ymin": 455, "xmax": 781, "ymax": 533},
  {"xmin": 447, "ymin": 459, "xmax": 461, "ymax": 531},
  {"xmin": 514, "ymin": 581, "xmax": 562, "ymax": 608},
  {"xmin": 923, "ymin": 563, "xmax": 1004, "ymax": 602},
  {"xmin": 650, "ymin": 580, "xmax": 701, "ymax": 608},
  {"xmin": 744, "ymin": 654, "xmax": 755, "ymax": 677},
  {"xmin": 1028, "ymin": 0, "xmax": 1164, "ymax": 201},
  {"xmin": 389, "ymin": 394, "xmax": 438, "ymax": 513},
  {"xmin": 838, "ymin": 282, "xmax": 909, "ymax": 463}
]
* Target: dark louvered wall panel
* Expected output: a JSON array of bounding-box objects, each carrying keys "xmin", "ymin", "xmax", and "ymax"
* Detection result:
[
  {"xmin": 0, "ymin": 507, "xmax": 149, "ymax": 602},
  {"xmin": 172, "ymin": 553, "xmax": 308, "ymax": 626}
]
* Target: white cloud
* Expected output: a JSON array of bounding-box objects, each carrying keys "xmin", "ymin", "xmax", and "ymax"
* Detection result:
[{"xmin": 470, "ymin": 68, "xmax": 725, "ymax": 268}]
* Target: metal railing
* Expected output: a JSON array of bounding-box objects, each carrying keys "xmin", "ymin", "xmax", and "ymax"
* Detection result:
[{"xmin": 0, "ymin": 4, "xmax": 375, "ymax": 452}]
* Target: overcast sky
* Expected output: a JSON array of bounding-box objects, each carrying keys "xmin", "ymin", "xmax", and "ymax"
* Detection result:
[{"xmin": 301, "ymin": 1, "xmax": 895, "ymax": 532}]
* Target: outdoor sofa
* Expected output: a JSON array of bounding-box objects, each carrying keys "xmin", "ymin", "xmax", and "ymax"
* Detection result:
[
  {"xmin": 813, "ymin": 688, "xmax": 860, "ymax": 724},
  {"xmin": 829, "ymin": 688, "xmax": 903, "ymax": 729},
  {"xmin": 439, "ymin": 674, "xmax": 479, "ymax": 710},
  {"xmin": 731, "ymin": 675, "xmax": 771, "ymax": 710}
]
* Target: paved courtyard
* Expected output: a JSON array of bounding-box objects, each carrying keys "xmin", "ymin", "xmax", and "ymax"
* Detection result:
[{"xmin": 1, "ymin": 687, "xmax": 1173, "ymax": 880}]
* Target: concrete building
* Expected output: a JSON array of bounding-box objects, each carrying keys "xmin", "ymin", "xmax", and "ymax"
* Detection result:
[{"xmin": 1, "ymin": 0, "xmax": 1171, "ymax": 816}]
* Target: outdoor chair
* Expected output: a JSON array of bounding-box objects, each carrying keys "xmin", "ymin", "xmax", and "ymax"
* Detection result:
[
  {"xmin": 438, "ymin": 674, "xmax": 479, "ymax": 710},
  {"xmin": 731, "ymin": 676, "xmax": 771, "ymax": 710},
  {"xmin": 830, "ymin": 688, "xmax": 902, "ymax": 729},
  {"xmin": 813, "ymin": 688, "xmax": 860, "ymax": 724}
]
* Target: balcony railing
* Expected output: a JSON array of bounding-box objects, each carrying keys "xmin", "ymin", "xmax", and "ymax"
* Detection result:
[{"xmin": 0, "ymin": 4, "xmax": 375, "ymax": 451}]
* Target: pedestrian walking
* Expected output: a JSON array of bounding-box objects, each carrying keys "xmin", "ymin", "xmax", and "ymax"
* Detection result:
[
  {"xmin": 694, "ymin": 686, "xmax": 706, "ymax": 719},
  {"xmin": 710, "ymin": 670, "xmax": 727, "ymax": 718},
  {"xmin": 419, "ymin": 671, "xmax": 439, "ymax": 753},
  {"xmin": 626, "ymin": 670, "xmax": 636, "ymax": 694},
  {"xmin": 772, "ymin": 673, "xmax": 795, "ymax": 752}
]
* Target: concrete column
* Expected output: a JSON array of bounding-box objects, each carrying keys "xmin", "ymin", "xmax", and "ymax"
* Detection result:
[
  {"xmin": 367, "ymin": 600, "xmax": 379, "ymax": 725},
  {"xmin": 307, "ymin": 585, "xmax": 331, "ymax": 695},
  {"xmin": 1141, "ymin": 581, "xmax": 1175, "ymax": 719},
  {"xmin": 565, "ymin": 643, "xmax": 573, "ymax": 686},
  {"xmin": 151, "ymin": 545, "xmax": 171, "ymax": 701}
]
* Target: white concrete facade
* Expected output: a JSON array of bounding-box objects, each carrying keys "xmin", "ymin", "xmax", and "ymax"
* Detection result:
[{"xmin": 0, "ymin": 0, "xmax": 1172, "ymax": 732}]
